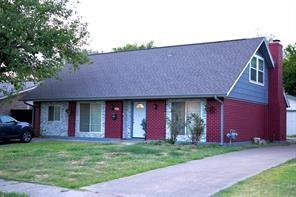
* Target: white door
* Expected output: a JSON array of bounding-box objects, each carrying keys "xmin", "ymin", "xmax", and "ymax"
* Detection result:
[{"xmin": 133, "ymin": 102, "xmax": 146, "ymax": 138}]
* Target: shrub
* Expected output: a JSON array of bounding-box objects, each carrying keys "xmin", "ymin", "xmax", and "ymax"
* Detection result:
[
  {"xmin": 141, "ymin": 118, "xmax": 147, "ymax": 138},
  {"xmin": 167, "ymin": 113, "xmax": 186, "ymax": 144},
  {"xmin": 186, "ymin": 113, "xmax": 205, "ymax": 144}
]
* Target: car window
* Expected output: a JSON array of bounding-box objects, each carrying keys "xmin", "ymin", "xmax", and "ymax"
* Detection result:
[{"xmin": 0, "ymin": 116, "xmax": 16, "ymax": 123}]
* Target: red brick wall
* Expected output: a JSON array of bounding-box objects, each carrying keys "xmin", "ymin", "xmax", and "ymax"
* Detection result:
[
  {"xmin": 268, "ymin": 42, "xmax": 286, "ymax": 141},
  {"xmin": 68, "ymin": 101, "xmax": 76, "ymax": 137},
  {"xmin": 224, "ymin": 99, "xmax": 267, "ymax": 142},
  {"xmin": 206, "ymin": 98, "xmax": 268, "ymax": 142},
  {"xmin": 206, "ymin": 98, "xmax": 221, "ymax": 142},
  {"xmin": 33, "ymin": 102, "xmax": 41, "ymax": 137},
  {"xmin": 146, "ymin": 100, "xmax": 166, "ymax": 140},
  {"xmin": 105, "ymin": 101, "xmax": 123, "ymax": 138}
]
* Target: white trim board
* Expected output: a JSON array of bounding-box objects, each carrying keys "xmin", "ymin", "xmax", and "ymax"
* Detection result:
[{"xmin": 0, "ymin": 86, "xmax": 37, "ymax": 100}]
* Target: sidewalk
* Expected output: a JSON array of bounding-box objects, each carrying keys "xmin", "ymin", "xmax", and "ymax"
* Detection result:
[{"xmin": 0, "ymin": 179, "xmax": 116, "ymax": 197}]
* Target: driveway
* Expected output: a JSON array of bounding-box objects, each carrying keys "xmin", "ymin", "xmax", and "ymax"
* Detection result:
[{"xmin": 83, "ymin": 144, "xmax": 296, "ymax": 197}]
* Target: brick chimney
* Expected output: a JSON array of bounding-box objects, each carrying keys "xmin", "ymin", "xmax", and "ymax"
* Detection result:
[{"xmin": 267, "ymin": 40, "xmax": 286, "ymax": 141}]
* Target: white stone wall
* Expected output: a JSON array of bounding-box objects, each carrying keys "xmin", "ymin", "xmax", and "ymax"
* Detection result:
[
  {"xmin": 75, "ymin": 101, "xmax": 105, "ymax": 138},
  {"xmin": 165, "ymin": 99, "xmax": 207, "ymax": 142},
  {"xmin": 200, "ymin": 100, "xmax": 207, "ymax": 142},
  {"xmin": 165, "ymin": 100, "xmax": 172, "ymax": 139},
  {"xmin": 123, "ymin": 101, "xmax": 132, "ymax": 139},
  {"xmin": 40, "ymin": 102, "xmax": 69, "ymax": 136}
]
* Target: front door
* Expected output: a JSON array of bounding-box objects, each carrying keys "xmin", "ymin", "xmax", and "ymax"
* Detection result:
[
  {"xmin": 132, "ymin": 101, "xmax": 146, "ymax": 138},
  {"xmin": 105, "ymin": 101, "xmax": 123, "ymax": 138}
]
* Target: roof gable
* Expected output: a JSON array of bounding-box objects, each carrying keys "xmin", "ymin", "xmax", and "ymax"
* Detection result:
[
  {"xmin": 226, "ymin": 39, "xmax": 275, "ymax": 96},
  {"xmin": 23, "ymin": 37, "xmax": 265, "ymax": 101}
]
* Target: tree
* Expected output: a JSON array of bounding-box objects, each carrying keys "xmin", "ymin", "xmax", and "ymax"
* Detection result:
[
  {"xmin": 112, "ymin": 41, "xmax": 154, "ymax": 52},
  {"xmin": 0, "ymin": 0, "xmax": 89, "ymax": 93},
  {"xmin": 283, "ymin": 43, "xmax": 296, "ymax": 96}
]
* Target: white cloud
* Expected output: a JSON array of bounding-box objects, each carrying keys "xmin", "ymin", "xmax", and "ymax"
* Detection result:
[{"xmin": 78, "ymin": 0, "xmax": 296, "ymax": 51}]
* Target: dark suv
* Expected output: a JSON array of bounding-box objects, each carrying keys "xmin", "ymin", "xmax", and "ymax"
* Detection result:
[{"xmin": 0, "ymin": 115, "xmax": 34, "ymax": 143}]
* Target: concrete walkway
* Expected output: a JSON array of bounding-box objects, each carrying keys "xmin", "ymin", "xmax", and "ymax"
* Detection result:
[
  {"xmin": 84, "ymin": 145, "xmax": 296, "ymax": 197},
  {"xmin": 0, "ymin": 179, "xmax": 117, "ymax": 197}
]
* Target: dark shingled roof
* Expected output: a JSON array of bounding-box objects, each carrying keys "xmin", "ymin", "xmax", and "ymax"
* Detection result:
[{"xmin": 22, "ymin": 37, "xmax": 269, "ymax": 101}]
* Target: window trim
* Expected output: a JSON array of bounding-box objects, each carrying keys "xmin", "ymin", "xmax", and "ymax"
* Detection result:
[
  {"xmin": 79, "ymin": 102, "xmax": 102, "ymax": 133},
  {"xmin": 249, "ymin": 55, "xmax": 265, "ymax": 86},
  {"xmin": 48, "ymin": 105, "xmax": 61, "ymax": 122}
]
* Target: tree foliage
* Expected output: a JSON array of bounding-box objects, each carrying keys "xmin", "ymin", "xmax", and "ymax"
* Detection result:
[
  {"xmin": 0, "ymin": 0, "xmax": 89, "ymax": 92},
  {"xmin": 283, "ymin": 43, "xmax": 296, "ymax": 96},
  {"xmin": 112, "ymin": 41, "xmax": 154, "ymax": 52}
]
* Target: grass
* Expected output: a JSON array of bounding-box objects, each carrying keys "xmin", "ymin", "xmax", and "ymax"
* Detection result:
[
  {"xmin": 0, "ymin": 141, "xmax": 261, "ymax": 188},
  {"xmin": 214, "ymin": 159, "xmax": 296, "ymax": 197},
  {"xmin": 0, "ymin": 192, "xmax": 28, "ymax": 197}
]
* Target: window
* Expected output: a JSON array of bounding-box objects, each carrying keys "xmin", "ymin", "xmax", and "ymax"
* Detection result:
[
  {"xmin": 249, "ymin": 56, "xmax": 264, "ymax": 85},
  {"xmin": 48, "ymin": 106, "xmax": 61, "ymax": 121},
  {"xmin": 79, "ymin": 103, "xmax": 101, "ymax": 132},
  {"xmin": 0, "ymin": 115, "xmax": 16, "ymax": 124},
  {"xmin": 171, "ymin": 102, "xmax": 186, "ymax": 135},
  {"xmin": 171, "ymin": 101, "xmax": 201, "ymax": 136}
]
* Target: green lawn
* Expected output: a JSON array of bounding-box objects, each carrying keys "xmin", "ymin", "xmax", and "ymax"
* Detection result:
[
  {"xmin": 0, "ymin": 192, "xmax": 27, "ymax": 197},
  {"xmin": 214, "ymin": 159, "xmax": 296, "ymax": 197},
  {"xmin": 0, "ymin": 141, "xmax": 258, "ymax": 188},
  {"xmin": 288, "ymin": 134, "xmax": 296, "ymax": 138}
]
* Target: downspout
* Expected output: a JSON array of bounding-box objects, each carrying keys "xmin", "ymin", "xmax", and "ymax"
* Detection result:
[{"xmin": 214, "ymin": 96, "xmax": 224, "ymax": 145}]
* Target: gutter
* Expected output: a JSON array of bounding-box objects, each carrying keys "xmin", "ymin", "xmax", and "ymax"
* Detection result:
[
  {"xmin": 0, "ymin": 86, "xmax": 37, "ymax": 100},
  {"xmin": 20, "ymin": 94, "xmax": 227, "ymax": 102},
  {"xmin": 23, "ymin": 101, "xmax": 34, "ymax": 108},
  {"xmin": 214, "ymin": 96, "xmax": 224, "ymax": 145}
]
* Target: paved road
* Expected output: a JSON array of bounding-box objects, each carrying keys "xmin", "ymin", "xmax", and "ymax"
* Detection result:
[{"xmin": 84, "ymin": 145, "xmax": 296, "ymax": 197}]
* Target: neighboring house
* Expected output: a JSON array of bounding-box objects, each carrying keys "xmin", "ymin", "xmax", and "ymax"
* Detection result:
[
  {"xmin": 287, "ymin": 95, "xmax": 296, "ymax": 136},
  {"xmin": 22, "ymin": 37, "xmax": 287, "ymax": 143},
  {"xmin": 0, "ymin": 82, "xmax": 36, "ymax": 123}
]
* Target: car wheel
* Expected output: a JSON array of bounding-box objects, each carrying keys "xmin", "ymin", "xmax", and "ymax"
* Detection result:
[{"xmin": 20, "ymin": 131, "xmax": 32, "ymax": 143}]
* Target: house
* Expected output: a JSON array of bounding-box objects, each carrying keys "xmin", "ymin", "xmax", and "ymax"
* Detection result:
[
  {"xmin": 22, "ymin": 37, "xmax": 287, "ymax": 143},
  {"xmin": 287, "ymin": 94, "xmax": 296, "ymax": 136},
  {"xmin": 0, "ymin": 82, "xmax": 36, "ymax": 123}
]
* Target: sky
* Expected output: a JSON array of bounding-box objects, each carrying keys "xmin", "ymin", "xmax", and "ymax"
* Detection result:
[{"xmin": 77, "ymin": 0, "xmax": 296, "ymax": 52}]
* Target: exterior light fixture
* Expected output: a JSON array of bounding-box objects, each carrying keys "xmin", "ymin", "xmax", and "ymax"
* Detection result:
[{"xmin": 136, "ymin": 103, "xmax": 145, "ymax": 109}]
